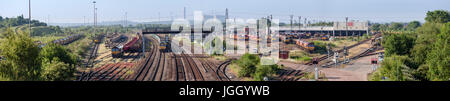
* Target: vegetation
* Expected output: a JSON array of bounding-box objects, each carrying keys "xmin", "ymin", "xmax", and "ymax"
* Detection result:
[
  {"xmin": 370, "ymin": 55, "xmax": 415, "ymax": 81},
  {"xmin": 253, "ymin": 64, "xmax": 278, "ymax": 81},
  {"xmin": 425, "ymin": 22, "xmax": 449, "ymax": 81},
  {"xmin": 289, "ymin": 50, "xmax": 312, "ymax": 62},
  {"xmin": 232, "ymin": 53, "xmax": 279, "ymax": 81},
  {"xmin": 370, "ymin": 21, "xmax": 422, "ymax": 32},
  {"xmin": 31, "ymin": 26, "xmax": 63, "ymax": 36},
  {"xmin": 371, "ymin": 10, "xmax": 450, "ymax": 81},
  {"xmin": 0, "ymin": 15, "xmax": 46, "ymax": 27},
  {"xmin": 382, "ymin": 33, "xmax": 415, "ymax": 56},
  {"xmin": 312, "ymin": 41, "xmax": 335, "ymax": 54},
  {"xmin": 309, "ymin": 22, "xmax": 333, "ymax": 26},
  {"xmin": 0, "ymin": 29, "xmax": 41, "ymax": 80},
  {"xmin": 0, "ymin": 28, "xmax": 77, "ymax": 81},
  {"xmin": 425, "ymin": 10, "xmax": 450, "ymax": 23}
]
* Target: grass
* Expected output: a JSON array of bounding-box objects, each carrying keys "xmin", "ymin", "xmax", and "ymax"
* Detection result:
[
  {"xmin": 66, "ymin": 35, "xmax": 91, "ymax": 59},
  {"xmin": 300, "ymin": 72, "xmax": 328, "ymax": 81},
  {"xmin": 228, "ymin": 63, "xmax": 241, "ymax": 79},
  {"xmin": 289, "ymin": 50, "xmax": 312, "ymax": 62},
  {"xmin": 213, "ymin": 55, "xmax": 227, "ymax": 61}
]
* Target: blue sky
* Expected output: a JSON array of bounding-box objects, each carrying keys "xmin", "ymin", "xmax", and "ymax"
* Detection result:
[{"xmin": 0, "ymin": 0, "xmax": 449, "ymax": 23}]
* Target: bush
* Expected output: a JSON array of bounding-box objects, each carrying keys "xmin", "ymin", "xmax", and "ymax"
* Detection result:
[
  {"xmin": 39, "ymin": 43, "xmax": 77, "ymax": 65},
  {"xmin": 233, "ymin": 53, "xmax": 280, "ymax": 81},
  {"xmin": 370, "ymin": 55, "xmax": 416, "ymax": 81},
  {"xmin": 0, "ymin": 28, "xmax": 78, "ymax": 81},
  {"xmin": 312, "ymin": 41, "xmax": 334, "ymax": 54},
  {"xmin": 382, "ymin": 33, "xmax": 415, "ymax": 56},
  {"xmin": 253, "ymin": 64, "xmax": 278, "ymax": 81},
  {"xmin": 425, "ymin": 22, "xmax": 450, "ymax": 81},
  {"xmin": 0, "ymin": 28, "xmax": 41, "ymax": 80},
  {"xmin": 40, "ymin": 57, "xmax": 75, "ymax": 81},
  {"xmin": 235, "ymin": 53, "xmax": 260, "ymax": 77}
]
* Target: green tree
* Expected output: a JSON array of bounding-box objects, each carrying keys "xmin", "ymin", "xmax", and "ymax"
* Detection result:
[
  {"xmin": 425, "ymin": 22, "xmax": 450, "ymax": 81},
  {"xmin": 425, "ymin": 10, "xmax": 450, "ymax": 23},
  {"xmin": 411, "ymin": 21, "xmax": 443, "ymax": 70},
  {"xmin": 406, "ymin": 21, "xmax": 421, "ymax": 30},
  {"xmin": 370, "ymin": 23, "xmax": 381, "ymax": 31},
  {"xmin": 382, "ymin": 33, "xmax": 415, "ymax": 56},
  {"xmin": 370, "ymin": 55, "xmax": 415, "ymax": 81},
  {"xmin": 40, "ymin": 57, "xmax": 74, "ymax": 81},
  {"xmin": 253, "ymin": 64, "xmax": 278, "ymax": 81},
  {"xmin": 39, "ymin": 43, "xmax": 77, "ymax": 65},
  {"xmin": 0, "ymin": 28, "xmax": 41, "ymax": 80},
  {"xmin": 234, "ymin": 53, "xmax": 260, "ymax": 77},
  {"xmin": 389, "ymin": 22, "xmax": 404, "ymax": 31}
]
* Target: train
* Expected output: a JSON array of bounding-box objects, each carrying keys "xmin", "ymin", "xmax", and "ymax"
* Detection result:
[
  {"xmin": 321, "ymin": 35, "xmax": 329, "ymax": 41},
  {"xmin": 106, "ymin": 34, "xmax": 127, "ymax": 48},
  {"xmin": 111, "ymin": 35, "xmax": 143, "ymax": 58},
  {"xmin": 280, "ymin": 35, "xmax": 293, "ymax": 43},
  {"xmin": 295, "ymin": 39, "xmax": 315, "ymax": 51},
  {"xmin": 38, "ymin": 34, "xmax": 84, "ymax": 48},
  {"xmin": 111, "ymin": 45, "xmax": 124, "ymax": 58},
  {"xmin": 123, "ymin": 36, "xmax": 142, "ymax": 52},
  {"xmin": 53, "ymin": 34, "xmax": 83, "ymax": 45},
  {"xmin": 93, "ymin": 34, "xmax": 105, "ymax": 44},
  {"xmin": 160, "ymin": 35, "xmax": 171, "ymax": 51},
  {"xmin": 371, "ymin": 36, "xmax": 382, "ymax": 46}
]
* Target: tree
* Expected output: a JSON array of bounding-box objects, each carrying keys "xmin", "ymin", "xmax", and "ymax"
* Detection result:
[
  {"xmin": 389, "ymin": 22, "xmax": 404, "ymax": 31},
  {"xmin": 39, "ymin": 43, "xmax": 77, "ymax": 65},
  {"xmin": 406, "ymin": 21, "xmax": 421, "ymax": 30},
  {"xmin": 382, "ymin": 33, "xmax": 415, "ymax": 56},
  {"xmin": 425, "ymin": 10, "xmax": 450, "ymax": 23},
  {"xmin": 0, "ymin": 28, "xmax": 77, "ymax": 81},
  {"xmin": 411, "ymin": 21, "xmax": 443, "ymax": 70},
  {"xmin": 235, "ymin": 53, "xmax": 260, "ymax": 77},
  {"xmin": 425, "ymin": 22, "xmax": 450, "ymax": 81},
  {"xmin": 370, "ymin": 23, "xmax": 381, "ymax": 31},
  {"xmin": 40, "ymin": 57, "xmax": 74, "ymax": 81},
  {"xmin": 370, "ymin": 55, "xmax": 415, "ymax": 81},
  {"xmin": 0, "ymin": 28, "xmax": 41, "ymax": 80},
  {"xmin": 253, "ymin": 64, "xmax": 278, "ymax": 81}
]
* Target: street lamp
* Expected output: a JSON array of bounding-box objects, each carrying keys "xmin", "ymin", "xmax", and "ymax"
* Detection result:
[
  {"xmin": 93, "ymin": 1, "xmax": 96, "ymax": 35},
  {"xmin": 29, "ymin": 0, "xmax": 31, "ymax": 34}
]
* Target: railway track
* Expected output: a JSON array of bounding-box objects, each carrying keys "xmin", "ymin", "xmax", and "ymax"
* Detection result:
[
  {"xmin": 78, "ymin": 63, "xmax": 134, "ymax": 81},
  {"xmin": 180, "ymin": 53, "xmax": 204, "ymax": 81},
  {"xmin": 320, "ymin": 43, "xmax": 383, "ymax": 68},
  {"xmin": 216, "ymin": 60, "xmax": 232, "ymax": 81},
  {"xmin": 130, "ymin": 34, "xmax": 233, "ymax": 81},
  {"xmin": 278, "ymin": 70, "xmax": 304, "ymax": 81},
  {"xmin": 173, "ymin": 53, "xmax": 186, "ymax": 81},
  {"xmin": 86, "ymin": 42, "xmax": 100, "ymax": 67},
  {"xmin": 131, "ymin": 36, "xmax": 159, "ymax": 81},
  {"xmin": 304, "ymin": 38, "xmax": 373, "ymax": 65}
]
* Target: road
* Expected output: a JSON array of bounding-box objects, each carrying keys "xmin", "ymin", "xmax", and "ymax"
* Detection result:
[{"xmin": 321, "ymin": 55, "xmax": 379, "ymax": 81}]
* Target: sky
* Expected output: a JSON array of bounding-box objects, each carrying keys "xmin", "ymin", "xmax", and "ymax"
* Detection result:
[{"xmin": 0, "ymin": 0, "xmax": 449, "ymax": 23}]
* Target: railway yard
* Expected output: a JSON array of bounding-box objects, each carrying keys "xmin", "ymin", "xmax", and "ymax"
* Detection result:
[{"xmin": 72, "ymin": 30, "xmax": 384, "ymax": 81}]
